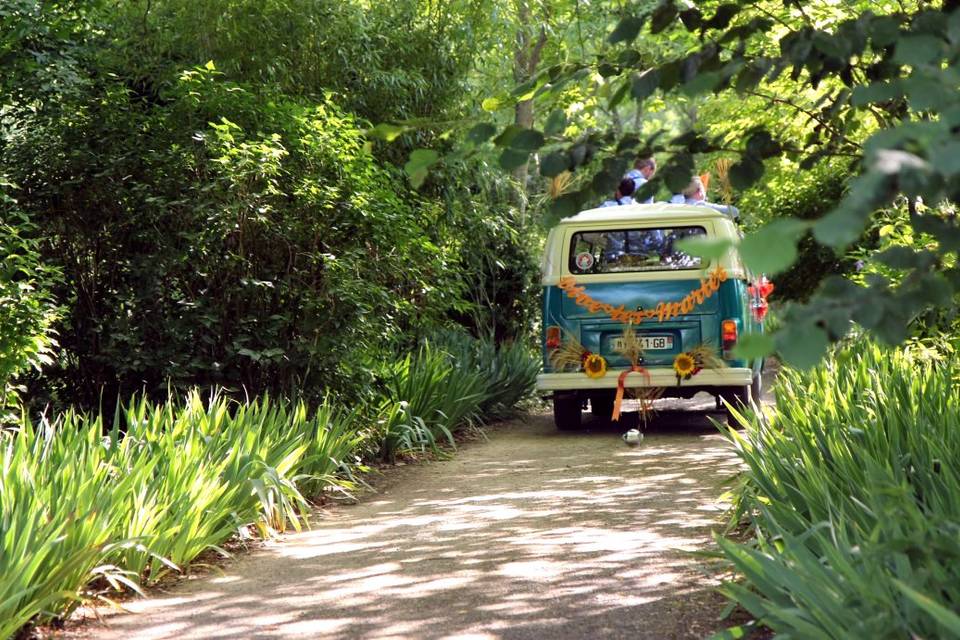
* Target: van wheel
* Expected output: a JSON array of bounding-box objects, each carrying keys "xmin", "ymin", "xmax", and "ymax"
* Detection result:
[
  {"xmin": 553, "ymin": 392, "xmax": 583, "ymax": 431},
  {"xmin": 589, "ymin": 391, "xmax": 615, "ymax": 422}
]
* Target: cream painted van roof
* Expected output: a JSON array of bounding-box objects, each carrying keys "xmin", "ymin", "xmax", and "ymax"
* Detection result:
[
  {"xmin": 541, "ymin": 203, "xmax": 744, "ymax": 284},
  {"xmin": 559, "ymin": 203, "xmax": 732, "ymax": 225}
]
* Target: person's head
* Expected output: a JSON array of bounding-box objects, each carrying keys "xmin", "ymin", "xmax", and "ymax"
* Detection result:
[
  {"xmin": 616, "ymin": 177, "xmax": 636, "ymax": 199},
  {"xmin": 682, "ymin": 176, "xmax": 705, "ymax": 201},
  {"xmin": 635, "ymin": 156, "xmax": 657, "ymax": 179}
]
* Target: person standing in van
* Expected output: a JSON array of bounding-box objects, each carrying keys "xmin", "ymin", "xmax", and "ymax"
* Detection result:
[
  {"xmin": 599, "ymin": 178, "xmax": 637, "ymax": 207},
  {"xmin": 625, "ymin": 156, "xmax": 656, "ymax": 203},
  {"xmin": 670, "ymin": 176, "xmax": 739, "ymax": 219}
]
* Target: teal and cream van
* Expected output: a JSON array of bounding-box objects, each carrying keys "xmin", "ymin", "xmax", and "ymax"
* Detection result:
[{"xmin": 537, "ymin": 203, "xmax": 765, "ymax": 430}]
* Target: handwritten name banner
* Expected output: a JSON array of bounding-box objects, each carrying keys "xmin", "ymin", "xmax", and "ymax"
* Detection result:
[{"xmin": 557, "ymin": 266, "xmax": 728, "ymax": 323}]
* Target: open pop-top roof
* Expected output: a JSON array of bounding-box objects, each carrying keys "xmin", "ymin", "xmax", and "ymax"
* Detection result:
[{"xmin": 558, "ymin": 203, "xmax": 734, "ymax": 226}]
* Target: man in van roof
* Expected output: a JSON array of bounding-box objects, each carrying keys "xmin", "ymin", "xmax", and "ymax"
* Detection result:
[
  {"xmin": 669, "ymin": 176, "xmax": 739, "ymax": 219},
  {"xmin": 599, "ymin": 178, "xmax": 637, "ymax": 207},
  {"xmin": 625, "ymin": 156, "xmax": 656, "ymax": 204}
]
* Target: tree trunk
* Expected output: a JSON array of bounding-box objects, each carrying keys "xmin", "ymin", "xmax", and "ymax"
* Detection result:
[{"xmin": 511, "ymin": 0, "xmax": 547, "ymax": 222}]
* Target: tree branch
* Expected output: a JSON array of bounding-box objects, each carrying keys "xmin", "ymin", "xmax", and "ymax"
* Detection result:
[{"xmin": 744, "ymin": 89, "xmax": 862, "ymax": 151}]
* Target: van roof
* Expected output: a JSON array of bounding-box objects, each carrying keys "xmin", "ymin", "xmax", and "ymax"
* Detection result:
[{"xmin": 559, "ymin": 203, "xmax": 734, "ymax": 226}]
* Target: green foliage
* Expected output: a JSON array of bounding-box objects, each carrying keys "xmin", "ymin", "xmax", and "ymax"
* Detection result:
[
  {"xmin": 431, "ymin": 162, "xmax": 541, "ymax": 343},
  {"xmin": 378, "ymin": 334, "xmax": 539, "ymax": 460},
  {"xmin": 0, "ymin": 206, "xmax": 59, "ymax": 417},
  {"xmin": 440, "ymin": 0, "xmax": 960, "ymax": 363},
  {"xmin": 740, "ymin": 163, "xmax": 856, "ymax": 301},
  {"xmin": 379, "ymin": 344, "xmax": 486, "ymax": 460},
  {"xmin": 429, "ymin": 330, "xmax": 539, "ymax": 420},
  {"xmin": 0, "ymin": 390, "xmax": 365, "ymax": 635},
  {"xmin": 720, "ymin": 341, "xmax": 960, "ymax": 638},
  {"xmin": 103, "ymin": 0, "xmax": 478, "ymax": 126},
  {"xmin": 4, "ymin": 66, "xmax": 458, "ymax": 406}
]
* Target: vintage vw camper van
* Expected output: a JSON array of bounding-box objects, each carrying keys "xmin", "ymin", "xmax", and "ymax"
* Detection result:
[{"xmin": 537, "ymin": 203, "xmax": 764, "ymax": 430}]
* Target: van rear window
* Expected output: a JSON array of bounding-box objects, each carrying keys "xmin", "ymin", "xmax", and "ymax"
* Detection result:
[{"xmin": 568, "ymin": 226, "xmax": 707, "ymax": 274}]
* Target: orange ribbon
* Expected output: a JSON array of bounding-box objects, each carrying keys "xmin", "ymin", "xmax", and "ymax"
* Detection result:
[{"xmin": 612, "ymin": 366, "xmax": 651, "ymax": 421}]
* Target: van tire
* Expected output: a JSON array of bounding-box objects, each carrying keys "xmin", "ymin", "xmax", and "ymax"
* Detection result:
[
  {"xmin": 589, "ymin": 391, "xmax": 615, "ymax": 422},
  {"xmin": 553, "ymin": 393, "xmax": 583, "ymax": 431}
]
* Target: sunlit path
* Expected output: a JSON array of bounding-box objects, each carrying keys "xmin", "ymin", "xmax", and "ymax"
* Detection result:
[{"xmin": 76, "ymin": 407, "xmax": 741, "ymax": 640}]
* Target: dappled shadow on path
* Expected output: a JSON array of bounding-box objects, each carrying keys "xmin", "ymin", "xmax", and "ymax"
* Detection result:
[{"xmin": 80, "ymin": 407, "xmax": 741, "ymax": 640}]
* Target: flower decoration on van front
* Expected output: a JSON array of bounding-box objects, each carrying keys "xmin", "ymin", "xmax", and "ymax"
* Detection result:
[
  {"xmin": 557, "ymin": 265, "xmax": 728, "ymax": 324},
  {"xmin": 582, "ymin": 353, "xmax": 607, "ymax": 379}
]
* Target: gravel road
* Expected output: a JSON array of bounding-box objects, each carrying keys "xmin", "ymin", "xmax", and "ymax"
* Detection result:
[{"xmin": 74, "ymin": 399, "xmax": 746, "ymax": 640}]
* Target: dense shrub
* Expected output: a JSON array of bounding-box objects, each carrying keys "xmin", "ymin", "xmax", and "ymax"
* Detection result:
[
  {"xmin": 1, "ymin": 333, "xmax": 536, "ymax": 637},
  {"xmin": 0, "ymin": 391, "xmax": 361, "ymax": 638},
  {"xmin": 0, "ymin": 205, "xmax": 59, "ymax": 418},
  {"xmin": 103, "ymin": 0, "xmax": 478, "ymax": 127},
  {"xmin": 378, "ymin": 334, "xmax": 539, "ymax": 460},
  {"xmin": 720, "ymin": 342, "xmax": 960, "ymax": 638},
  {"xmin": 4, "ymin": 67, "xmax": 462, "ymax": 407},
  {"xmin": 440, "ymin": 166, "xmax": 542, "ymax": 343}
]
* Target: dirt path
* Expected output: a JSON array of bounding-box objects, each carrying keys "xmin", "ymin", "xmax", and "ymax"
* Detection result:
[{"xmin": 74, "ymin": 400, "xmax": 746, "ymax": 640}]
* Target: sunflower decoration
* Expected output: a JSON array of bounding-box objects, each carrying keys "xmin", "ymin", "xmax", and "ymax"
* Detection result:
[
  {"xmin": 673, "ymin": 344, "xmax": 725, "ymax": 384},
  {"xmin": 673, "ymin": 352, "xmax": 699, "ymax": 383},
  {"xmin": 583, "ymin": 353, "xmax": 607, "ymax": 379}
]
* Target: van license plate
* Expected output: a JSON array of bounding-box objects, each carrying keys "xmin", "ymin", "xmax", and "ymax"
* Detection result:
[{"xmin": 611, "ymin": 335, "xmax": 674, "ymax": 351}]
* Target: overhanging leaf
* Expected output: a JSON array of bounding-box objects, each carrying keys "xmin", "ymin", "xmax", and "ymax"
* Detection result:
[
  {"xmin": 631, "ymin": 69, "xmax": 660, "ymax": 101},
  {"xmin": 499, "ymin": 148, "xmax": 530, "ymax": 171},
  {"xmin": 404, "ymin": 149, "xmax": 439, "ymax": 187},
  {"xmin": 728, "ymin": 156, "xmax": 764, "ymax": 190},
  {"xmin": 739, "ymin": 218, "xmax": 810, "ymax": 275},
  {"xmin": 466, "ymin": 123, "xmax": 497, "ymax": 145},
  {"xmin": 675, "ymin": 236, "xmax": 734, "ymax": 260},
  {"xmin": 609, "ymin": 15, "xmax": 646, "ymax": 43},
  {"xmin": 544, "ymin": 109, "xmax": 567, "ymax": 136},
  {"xmin": 510, "ymin": 129, "xmax": 546, "ymax": 152},
  {"xmin": 367, "ymin": 123, "xmax": 406, "ymax": 141},
  {"xmin": 775, "ymin": 322, "xmax": 829, "ymax": 369},
  {"xmin": 540, "ymin": 151, "xmax": 570, "ymax": 178},
  {"xmin": 732, "ymin": 334, "xmax": 775, "ymax": 360}
]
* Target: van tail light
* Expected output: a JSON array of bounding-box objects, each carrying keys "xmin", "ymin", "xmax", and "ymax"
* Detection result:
[
  {"xmin": 722, "ymin": 320, "xmax": 738, "ymax": 350},
  {"xmin": 546, "ymin": 326, "xmax": 562, "ymax": 350}
]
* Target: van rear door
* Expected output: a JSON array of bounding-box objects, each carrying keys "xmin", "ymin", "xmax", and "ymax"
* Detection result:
[{"xmin": 559, "ymin": 224, "xmax": 719, "ymax": 367}]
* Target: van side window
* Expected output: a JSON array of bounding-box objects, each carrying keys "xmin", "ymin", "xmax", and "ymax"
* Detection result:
[{"xmin": 568, "ymin": 226, "xmax": 707, "ymax": 274}]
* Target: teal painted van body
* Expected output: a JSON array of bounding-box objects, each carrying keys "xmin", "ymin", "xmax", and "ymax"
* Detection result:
[
  {"xmin": 535, "ymin": 204, "xmax": 765, "ymax": 427},
  {"xmin": 540, "ymin": 277, "xmax": 761, "ymax": 372}
]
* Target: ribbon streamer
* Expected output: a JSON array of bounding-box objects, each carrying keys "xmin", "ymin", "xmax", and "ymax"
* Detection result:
[{"xmin": 612, "ymin": 365, "xmax": 651, "ymax": 421}]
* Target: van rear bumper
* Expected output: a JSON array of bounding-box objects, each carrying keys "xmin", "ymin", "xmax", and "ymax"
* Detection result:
[{"xmin": 536, "ymin": 367, "xmax": 754, "ymax": 391}]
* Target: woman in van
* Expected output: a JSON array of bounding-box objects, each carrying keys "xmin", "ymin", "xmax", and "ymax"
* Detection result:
[{"xmin": 670, "ymin": 176, "xmax": 739, "ymax": 219}]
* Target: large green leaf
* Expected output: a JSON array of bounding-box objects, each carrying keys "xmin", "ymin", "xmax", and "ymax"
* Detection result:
[
  {"xmin": 540, "ymin": 151, "xmax": 570, "ymax": 178},
  {"xmin": 609, "ymin": 15, "xmax": 646, "ymax": 43},
  {"xmin": 732, "ymin": 333, "xmax": 775, "ymax": 360},
  {"xmin": 510, "ymin": 129, "xmax": 545, "ymax": 153},
  {"xmin": 466, "ymin": 123, "xmax": 497, "ymax": 145},
  {"xmin": 631, "ymin": 69, "xmax": 660, "ymax": 101},
  {"xmin": 775, "ymin": 322, "xmax": 829, "ymax": 369},
  {"xmin": 499, "ymin": 148, "xmax": 530, "ymax": 171},
  {"xmin": 739, "ymin": 219, "xmax": 809, "ymax": 275},
  {"xmin": 544, "ymin": 109, "xmax": 567, "ymax": 136},
  {"xmin": 404, "ymin": 149, "xmax": 439, "ymax": 187}
]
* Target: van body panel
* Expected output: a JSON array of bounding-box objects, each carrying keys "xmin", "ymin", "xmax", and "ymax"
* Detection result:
[{"xmin": 538, "ymin": 204, "xmax": 763, "ymax": 391}]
